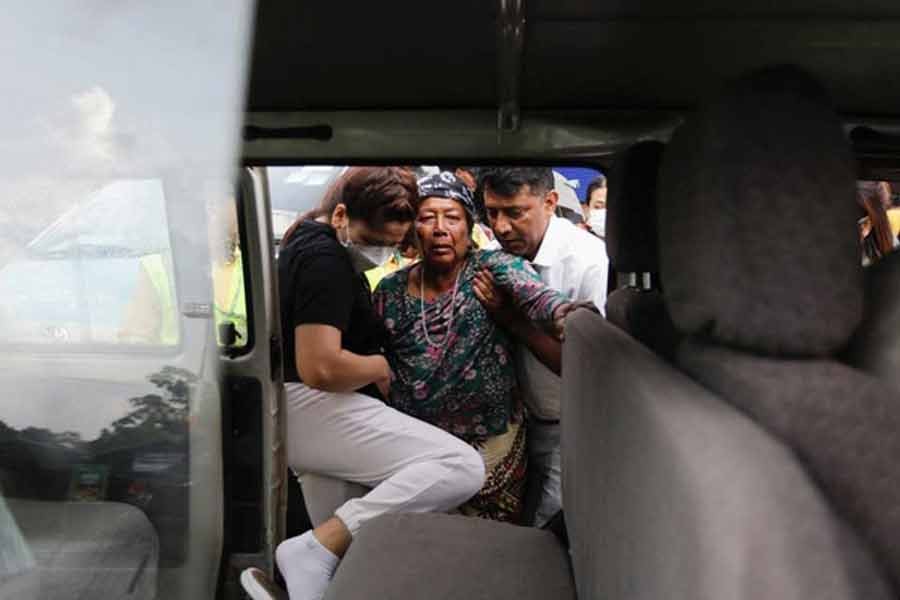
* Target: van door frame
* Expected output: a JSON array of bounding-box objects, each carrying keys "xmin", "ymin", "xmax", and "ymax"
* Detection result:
[{"xmin": 221, "ymin": 167, "xmax": 286, "ymax": 586}]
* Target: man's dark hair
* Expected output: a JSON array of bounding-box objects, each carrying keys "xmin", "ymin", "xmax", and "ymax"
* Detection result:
[
  {"xmin": 585, "ymin": 175, "xmax": 607, "ymax": 201},
  {"xmin": 480, "ymin": 167, "xmax": 554, "ymax": 198}
]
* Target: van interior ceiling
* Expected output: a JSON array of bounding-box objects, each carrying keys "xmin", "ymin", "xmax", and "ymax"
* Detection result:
[{"xmin": 245, "ymin": 0, "xmax": 900, "ymax": 163}]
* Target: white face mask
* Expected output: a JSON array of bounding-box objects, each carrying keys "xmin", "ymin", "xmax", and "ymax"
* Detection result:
[
  {"xmin": 340, "ymin": 219, "xmax": 396, "ymax": 271},
  {"xmin": 589, "ymin": 209, "xmax": 606, "ymax": 236},
  {"xmin": 355, "ymin": 244, "xmax": 395, "ymax": 267}
]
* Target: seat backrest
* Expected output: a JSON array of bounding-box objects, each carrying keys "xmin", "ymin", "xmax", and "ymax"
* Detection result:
[
  {"xmin": 844, "ymin": 250, "xmax": 900, "ymax": 390},
  {"xmin": 657, "ymin": 66, "xmax": 900, "ymax": 591},
  {"xmin": 561, "ymin": 309, "xmax": 890, "ymax": 600},
  {"xmin": 605, "ymin": 141, "xmax": 678, "ymax": 359}
]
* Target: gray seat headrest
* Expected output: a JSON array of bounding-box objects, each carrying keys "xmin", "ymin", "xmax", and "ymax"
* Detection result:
[
  {"xmin": 658, "ymin": 66, "xmax": 863, "ymax": 357},
  {"xmin": 606, "ymin": 141, "xmax": 665, "ymax": 274}
]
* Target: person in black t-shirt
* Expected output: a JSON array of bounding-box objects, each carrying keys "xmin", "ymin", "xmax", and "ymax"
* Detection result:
[{"xmin": 241, "ymin": 168, "xmax": 485, "ymax": 600}]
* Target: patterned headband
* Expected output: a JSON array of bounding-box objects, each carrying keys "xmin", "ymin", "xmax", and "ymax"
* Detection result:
[{"xmin": 417, "ymin": 171, "xmax": 476, "ymax": 219}]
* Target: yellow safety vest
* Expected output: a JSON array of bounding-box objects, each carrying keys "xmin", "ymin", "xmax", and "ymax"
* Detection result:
[
  {"xmin": 140, "ymin": 253, "xmax": 179, "ymax": 345},
  {"xmin": 142, "ymin": 250, "xmax": 247, "ymax": 347},
  {"xmin": 212, "ymin": 250, "xmax": 248, "ymax": 346},
  {"xmin": 365, "ymin": 252, "xmax": 415, "ymax": 291}
]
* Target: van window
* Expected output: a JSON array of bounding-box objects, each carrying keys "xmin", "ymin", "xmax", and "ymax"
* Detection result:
[
  {"xmin": 0, "ymin": 2, "xmax": 253, "ymax": 599},
  {"xmin": 0, "ymin": 179, "xmax": 181, "ymax": 348}
]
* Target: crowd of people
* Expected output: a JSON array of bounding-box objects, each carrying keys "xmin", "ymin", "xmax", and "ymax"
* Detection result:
[{"xmin": 241, "ymin": 166, "xmax": 609, "ymax": 600}]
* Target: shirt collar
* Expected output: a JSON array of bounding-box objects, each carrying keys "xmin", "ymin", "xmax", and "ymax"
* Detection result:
[{"xmin": 531, "ymin": 216, "xmax": 567, "ymax": 269}]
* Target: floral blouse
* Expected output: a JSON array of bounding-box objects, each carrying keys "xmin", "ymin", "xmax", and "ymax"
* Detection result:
[{"xmin": 372, "ymin": 250, "xmax": 568, "ymax": 443}]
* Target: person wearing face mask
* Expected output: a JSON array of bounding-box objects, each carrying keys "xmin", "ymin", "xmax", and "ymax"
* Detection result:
[
  {"xmin": 241, "ymin": 167, "xmax": 485, "ymax": 600},
  {"xmin": 584, "ymin": 175, "xmax": 608, "ymax": 238}
]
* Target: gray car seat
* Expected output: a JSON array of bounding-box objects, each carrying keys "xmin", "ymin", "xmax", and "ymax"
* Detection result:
[
  {"xmin": 658, "ymin": 67, "xmax": 900, "ymax": 591},
  {"xmin": 2, "ymin": 498, "xmax": 158, "ymax": 600},
  {"xmin": 562, "ymin": 309, "xmax": 890, "ymax": 600},
  {"xmin": 605, "ymin": 140, "xmax": 679, "ymax": 360},
  {"xmin": 844, "ymin": 250, "xmax": 900, "ymax": 390}
]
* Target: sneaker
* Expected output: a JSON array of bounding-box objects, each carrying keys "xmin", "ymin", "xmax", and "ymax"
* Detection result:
[{"xmin": 240, "ymin": 567, "xmax": 288, "ymax": 600}]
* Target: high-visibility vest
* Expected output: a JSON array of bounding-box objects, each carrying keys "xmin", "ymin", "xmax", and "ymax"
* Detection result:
[
  {"xmin": 140, "ymin": 252, "xmax": 179, "ymax": 345},
  {"xmin": 141, "ymin": 250, "xmax": 247, "ymax": 346},
  {"xmin": 212, "ymin": 250, "xmax": 247, "ymax": 345},
  {"xmin": 365, "ymin": 252, "xmax": 416, "ymax": 291}
]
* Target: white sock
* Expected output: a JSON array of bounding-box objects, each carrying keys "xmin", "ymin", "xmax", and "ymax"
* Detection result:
[{"xmin": 275, "ymin": 531, "xmax": 340, "ymax": 600}]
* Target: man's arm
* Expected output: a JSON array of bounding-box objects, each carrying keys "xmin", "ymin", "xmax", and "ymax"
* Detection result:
[{"xmin": 473, "ymin": 268, "xmax": 562, "ymax": 375}]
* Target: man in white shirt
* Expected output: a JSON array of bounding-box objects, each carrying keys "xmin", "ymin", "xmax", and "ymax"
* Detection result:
[{"xmin": 473, "ymin": 167, "xmax": 609, "ymax": 527}]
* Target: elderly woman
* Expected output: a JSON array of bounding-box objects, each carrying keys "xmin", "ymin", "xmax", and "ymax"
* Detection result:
[{"xmin": 372, "ymin": 172, "xmax": 571, "ymax": 522}]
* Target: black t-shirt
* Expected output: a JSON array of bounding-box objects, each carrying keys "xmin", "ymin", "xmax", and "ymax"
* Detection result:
[{"xmin": 278, "ymin": 220, "xmax": 385, "ymax": 398}]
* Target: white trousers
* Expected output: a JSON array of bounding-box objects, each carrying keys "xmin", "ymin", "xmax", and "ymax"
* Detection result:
[{"xmin": 284, "ymin": 382, "xmax": 485, "ymax": 535}]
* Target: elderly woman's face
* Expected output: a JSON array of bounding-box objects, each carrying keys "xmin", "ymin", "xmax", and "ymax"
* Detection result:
[{"xmin": 415, "ymin": 196, "xmax": 470, "ymax": 271}]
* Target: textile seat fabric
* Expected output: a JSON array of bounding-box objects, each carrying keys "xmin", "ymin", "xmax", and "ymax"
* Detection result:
[
  {"xmin": 657, "ymin": 66, "xmax": 898, "ymax": 591},
  {"xmin": 324, "ymin": 513, "xmax": 575, "ymax": 600},
  {"xmin": 844, "ymin": 250, "xmax": 900, "ymax": 391},
  {"xmin": 4, "ymin": 499, "xmax": 158, "ymax": 600},
  {"xmin": 605, "ymin": 286, "xmax": 678, "ymax": 361},
  {"xmin": 678, "ymin": 338, "xmax": 900, "ymax": 587},
  {"xmin": 561, "ymin": 309, "xmax": 890, "ymax": 600}
]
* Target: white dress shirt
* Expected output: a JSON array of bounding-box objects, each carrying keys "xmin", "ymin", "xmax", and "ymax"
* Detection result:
[{"xmin": 517, "ymin": 216, "xmax": 609, "ymax": 420}]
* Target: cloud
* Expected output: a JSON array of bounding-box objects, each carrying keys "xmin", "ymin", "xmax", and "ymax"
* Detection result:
[
  {"xmin": 65, "ymin": 85, "xmax": 117, "ymax": 163},
  {"xmin": 71, "ymin": 86, "xmax": 116, "ymax": 157},
  {"xmin": 26, "ymin": 85, "xmax": 122, "ymax": 173}
]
